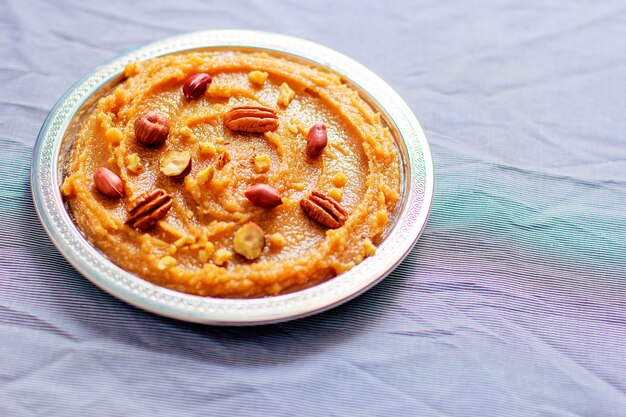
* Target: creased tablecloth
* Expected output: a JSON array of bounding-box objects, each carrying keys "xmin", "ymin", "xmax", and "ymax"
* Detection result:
[{"xmin": 1, "ymin": 1, "xmax": 625, "ymax": 416}]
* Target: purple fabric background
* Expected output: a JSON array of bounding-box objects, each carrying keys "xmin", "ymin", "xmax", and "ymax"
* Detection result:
[{"xmin": 1, "ymin": 1, "xmax": 625, "ymax": 416}]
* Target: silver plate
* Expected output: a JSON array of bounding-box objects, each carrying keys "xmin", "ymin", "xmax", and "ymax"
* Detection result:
[{"xmin": 31, "ymin": 30, "xmax": 433, "ymax": 325}]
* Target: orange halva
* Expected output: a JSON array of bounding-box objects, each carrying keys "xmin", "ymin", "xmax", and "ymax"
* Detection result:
[{"xmin": 62, "ymin": 50, "xmax": 400, "ymax": 298}]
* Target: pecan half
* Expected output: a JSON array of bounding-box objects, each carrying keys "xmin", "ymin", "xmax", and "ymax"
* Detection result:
[
  {"xmin": 223, "ymin": 105, "xmax": 278, "ymax": 133},
  {"xmin": 300, "ymin": 191, "xmax": 348, "ymax": 229},
  {"xmin": 125, "ymin": 188, "xmax": 173, "ymax": 230}
]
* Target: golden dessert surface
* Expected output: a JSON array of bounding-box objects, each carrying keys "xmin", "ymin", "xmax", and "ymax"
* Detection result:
[{"xmin": 62, "ymin": 50, "xmax": 400, "ymax": 298}]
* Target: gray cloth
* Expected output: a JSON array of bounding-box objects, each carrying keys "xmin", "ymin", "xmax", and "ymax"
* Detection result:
[{"xmin": 1, "ymin": 0, "xmax": 626, "ymax": 416}]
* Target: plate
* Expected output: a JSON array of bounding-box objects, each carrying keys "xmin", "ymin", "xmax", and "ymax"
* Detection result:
[{"xmin": 31, "ymin": 30, "xmax": 433, "ymax": 325}]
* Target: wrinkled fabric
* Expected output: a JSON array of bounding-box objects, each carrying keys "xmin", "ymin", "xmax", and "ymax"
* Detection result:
[{"xmin": 1, "ymin": 0, "xmax": 626, "ymax": 416}]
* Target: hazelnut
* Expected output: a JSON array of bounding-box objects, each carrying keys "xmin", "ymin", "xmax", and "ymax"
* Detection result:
[
  {"xmin": 253, "ymin": 154, "xmax": 271, "ymax": 173},
  {"xmin": 93, "ymin": 167, "xmax": 124, "ymax": 198},
  {"xmin": 196, "ymin": 165, "xmax": 215, "ymax": 185},
  {"xmin": 134, "ymin": 111, "xmax": 170, "ymax": 146},
  {"xmin": 233, "ymin": 222, "xmax": 265, "ymax": 260},
  {"xmin": 245, "ymin": 184, "xmax": 283, "ymax": 208},
  {"xmin": 183, "ymin": 73, "xmax": 212, "ymax": 100},
  {"xmin": 307, "ymin": 123, "xmax": 328, "ymax": 157},
  {"xmin": 248, "ymin": 70, "xmax": 269, "ymax": 85},
  {"xmin": 217, "ymin": 150, "xmax": 231, "ymax": 169},
  {"xmin": 277, "ymin": 82, "xmax": 295, "ymax": 106},
  {"xmin": 199, "ymin": 141, "xmax": 216, "ymax": 157},
  {"xmin": 126, "ymin": 153, "xmax": 144, "ymax": 174},
  {"xmin": 159, "ymin": 150, "xmax": 192, "ymax": 179}
]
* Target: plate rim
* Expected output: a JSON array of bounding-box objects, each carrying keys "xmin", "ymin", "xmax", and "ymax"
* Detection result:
[{"xmin": 31, "ymin": 29, "xmax": 434, "ymax": 325}]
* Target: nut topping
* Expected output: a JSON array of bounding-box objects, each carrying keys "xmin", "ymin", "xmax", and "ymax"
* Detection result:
[
  {"xmin": 93, "ymin": 167, "xmax": 124, "ymax": 198},
  {"xmin": 223, "ymin": 105, "xmax": 278, "ymax": 133},
  {"xmin": 248, "ymin": 70, "xmax": 268, "ymax": 85},
  {"xmin": 245, "ymin": 184, "xmax": 283, "ymax": 208},
  {"xmin": 125, "ymin": 188, "xmax": 173, "ymax": 230},
  {"xmin": 306, "ymin": 123, "xmax": 328, "ymax": 157},
  {"xmin": 233, "ymin": 222, "xmax": 265, "ymax": 260},
  {"xmin": 253, "ymin": 154, "xmax": 271, "ymax": 173},
  {"xmin": 183, "ymin": 73, "xmax": 212, "ymax": 100},
  {"xmin": 134, "ymin": 111, "xmax": 170, "ymax": 146},
  {"xmin": 300, "ymin": 191, "xmax": 348, "ymax": 229},
  {"xmin": 159, "ymin": 150, "xmax": 192, "ymax": 179},
  {"xmin": 277, "ymin": 82, "xmax": 295, "ymax": 107},
  {"xmin": 196, "ymin": 165, "xmax": 215, "ymax": 185},
  {"xmin": 216, "ymin": 150, "xmax": 231, "ymax": 169},
  {"xmin": 126, "ymin": 153, "xmax": 144, "ymax": 174}
]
